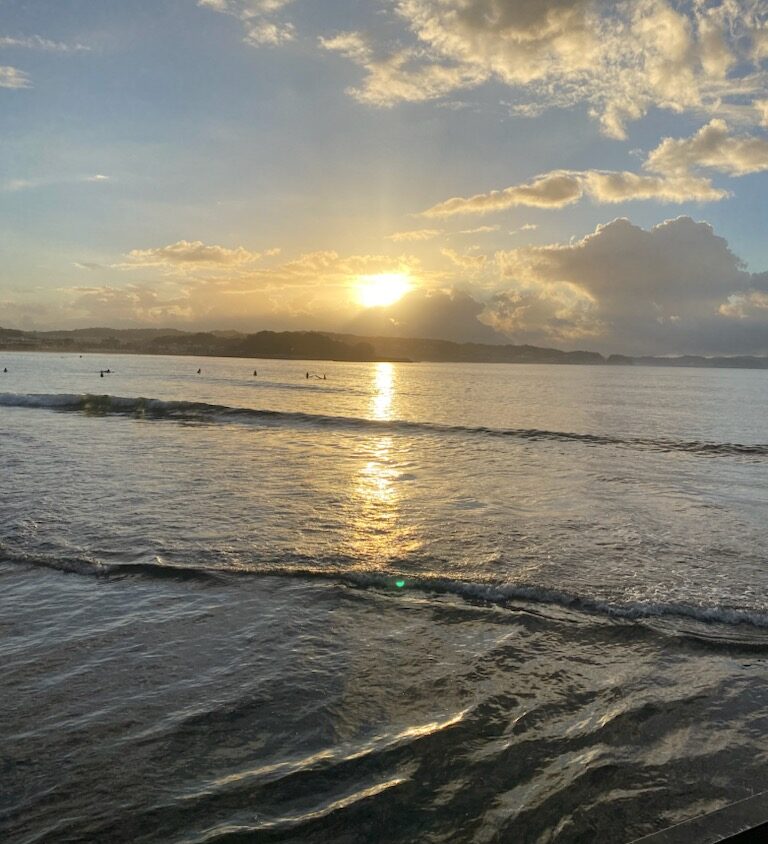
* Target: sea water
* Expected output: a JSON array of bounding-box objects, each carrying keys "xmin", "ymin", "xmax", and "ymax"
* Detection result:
[{"xmin": 1, "ymin": 351, "xmax": 767, "ymax": 842}]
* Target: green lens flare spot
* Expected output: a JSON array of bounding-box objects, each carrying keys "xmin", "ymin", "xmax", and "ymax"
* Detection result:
[{"xmin": 395, "ymin": 579, "xmax": 406, "ymax": 589}]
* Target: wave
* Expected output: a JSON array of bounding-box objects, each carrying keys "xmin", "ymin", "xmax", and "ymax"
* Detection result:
[
  {"xmin": 4, "ymin": 544, "xmax": 768, "ymax": 634},
  {"xmin": 1, "ymin": 391, "xmax": 766, "ymax": 457}
]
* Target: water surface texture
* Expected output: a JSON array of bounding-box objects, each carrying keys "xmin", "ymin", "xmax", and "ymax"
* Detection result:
[{"xmin": 2, "ymin": 352, "xmax": 768, "ymax": 843}]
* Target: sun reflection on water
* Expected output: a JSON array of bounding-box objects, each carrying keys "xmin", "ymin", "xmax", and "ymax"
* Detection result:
[
  {"xmin": 372, "ymin": 361, "xmax": 394, "ymax": 421},
  {"xmin": 343, "ymin": 363, "xmax": 416, "ymax": 566}
]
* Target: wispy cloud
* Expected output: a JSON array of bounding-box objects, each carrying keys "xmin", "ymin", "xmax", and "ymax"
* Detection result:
[
  {"xmin": 320, "ymin": 31, "xmax": 486, "ymax": 106},
  {"xmin": 2, "ymin": 174, "xmax": 110, "ymax": 192},
  {"xmin": 458, "ymin": 225, "xmax": 500, "ymax": 235},
  {"xmin": 0, "ymin": 65, "xmax": 31, "ymax": 88},
  {"xmin": 198, "ymin": 0, "xmax": 296, "ymax": 45},
  {"xmin": 120, "ymin": 240, "xmax": 271, "ymax": 273},
  {"xmin": 386, "ymin": 228, "xmax": 441, "ymax": 242},
  {"xmin": 0, "ymin": 35, "xmax": 90, "ymax": 52},
  {"xmin": 441, "ymin": 248, "xmax": 487, "ymax": 272}
]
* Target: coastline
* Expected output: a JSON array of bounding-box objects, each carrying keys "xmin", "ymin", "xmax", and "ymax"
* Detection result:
[{"xmin": 3, "ymin": 327, "xmax": 768, "ymax": 369}]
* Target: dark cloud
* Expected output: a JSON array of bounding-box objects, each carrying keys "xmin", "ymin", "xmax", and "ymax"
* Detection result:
[
  {"xmin": 346, "ymin": 288, "xmax": 504, "ymax": 344},
  {"xmin": 494, "ymin": 216, "xmax": 768, "ymax": 355}
]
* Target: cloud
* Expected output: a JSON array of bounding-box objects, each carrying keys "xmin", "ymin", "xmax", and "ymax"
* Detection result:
[
  {"xmin": 0, "ymin": 65, "xmax": 31, "ymax": 88},
  {"xmin": 580, "ymin": 171, "xmax": 726, "ymax": 203},
  {"xmin": 646, "ymin": 118, "xmax": 768, "ymax": 176},
  {"xmin": 320, "ymin": 32, "xmax": 486, "ymax": 106},
  {"xmin": 493, "ymin": 215, "xmax": 768, "ymax": 354},
  {"xmin": 423, "ymin": 169, "xmax": 726, "ymax": 216},
  {"xmin": 53, "ymin": 247, "xmax": 428, "ymax": 331},
  {"xmin": 122, "ymin": 240, "xmax": 265, "ymax": 270},
  {"xmin": 422, "ymin": 119, "xmax": 768, "ymax": 216},
  {"xmin": 319, "ymin": 1, "xmax": 768, "ymax": 138},
  {"xmin": 424, "ymin": 171, "xmax": 584, "ymax": 216},
  {"xmin": 719, "ymin": 291, "xmax": 768, "ymax": 319},
  {"xmin": 198, "ymin": 0, "xmax": 295, "ymax": 45},
  {"xmin": 386, "ymin": 228, "xmax": 441, "ymax": 242},
  {"xmin": 484, "ymin": 286, "xmax": 604, "ymax": 345},
  {"xmin": 67, "ymin": 284, "xmax": 194, "ymax": 325},
  {"xmin": 0, "ymin": 35, "xmax": 90, "ymax": 52},
  {"xmin": 2, "ymin": 173, "xmax": 110, "ymax": 191},
  {"xmin": 73, "ymin": 261, "xmax": 106, "ymax": 271},
  {"xmin": 347, "ymin": 288, "xmax": 503, "ymax": 344},
  {"xmin": 441, "ymin": 248, "xmax": 487, "ymax": 272},
  {"xmin": 459, "ymin": 225, "xmax": 500, "ymax": 235}
]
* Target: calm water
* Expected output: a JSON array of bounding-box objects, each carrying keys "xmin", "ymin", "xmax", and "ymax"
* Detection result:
[{"xmin": 2, "ymin": 351, "xmax": 768, "ymax": 843}]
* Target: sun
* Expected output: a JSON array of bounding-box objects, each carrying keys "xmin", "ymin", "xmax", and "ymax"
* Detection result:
[{"xmin": 356, "ymin": 273, "xmax": 411, "ymax": 308}]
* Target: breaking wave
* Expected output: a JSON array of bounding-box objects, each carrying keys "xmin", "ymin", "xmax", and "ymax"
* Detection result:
[
  {"xmin": 1, "ymin": 391, "xmax": 766, "ymax": 457},
  {"xmin": 4, "ymin": 543, "xmax": 768, "ymax": 634}
]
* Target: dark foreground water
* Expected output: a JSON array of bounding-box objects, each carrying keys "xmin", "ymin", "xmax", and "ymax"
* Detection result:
[{"xmin": 2, "ymin": 352, "xmax": 767, "ymax": 842}]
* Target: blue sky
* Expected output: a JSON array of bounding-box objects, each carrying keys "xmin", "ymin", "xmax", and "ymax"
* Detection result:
[{"xmin": 2, "ymin": 0, "xmax": 768, "ymax": 354}]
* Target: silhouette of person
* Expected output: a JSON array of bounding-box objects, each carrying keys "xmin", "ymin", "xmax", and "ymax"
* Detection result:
[
  {"xmin": 197, "ymin": 368, "xmax": 202, "ymax": 374},
  {"xmin": 2, "ymin": 367, "xmax": 7, "ymax": 373},
  {"xmin": 306, "ymin": 372, "xmax": 309, "ymax": 379},
  {"xmin": 100, "ymin": 371, "xmax": 104, "ymax": 378},
  {"xmin": 253, "ymin": 370, "xmax": 257, "ymax": 376},
  {"xmin": 323, "ymin": 374, "xmax": 326, "ymax": 380}
]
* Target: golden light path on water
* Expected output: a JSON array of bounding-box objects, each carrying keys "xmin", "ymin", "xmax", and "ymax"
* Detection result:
[{"xmin": 344, "ymin": 363, "xmax": 416, "ymax": 568}]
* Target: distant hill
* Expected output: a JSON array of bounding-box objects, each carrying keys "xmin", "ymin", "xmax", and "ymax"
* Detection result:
[{"xmin": 1, "ymin": 325, "xmax": 767, "ymax": 369}]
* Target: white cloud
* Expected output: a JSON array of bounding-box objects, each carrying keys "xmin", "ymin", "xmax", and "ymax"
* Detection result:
[
  {"xmin": 123, "ymin": 240, "xmax": 264, "ymax": 270},
  {"xmin": 317, "ymin": 1, "xmax": 768, "ymax": 138},
  {"xmin": 0, "ymin": 35, "xmax": 89, "ymax": 52},
  {"xmin": 646, "ymin": 118, "xmax": 768, "ymax": 176},
  {"xmin": 386, "ymin": 228, "xmax": 441, "ymax": 242},
  {"xmin": 581, "ymin": 170, "xmax": 727, "ymax": 203},
  {"xmin": 2, "ymin": 174, "xmax": 110, "ymax": 191},
  {"xmin": 441, "ymin": 247, "xmax": 488, "ymax": 271},
  {"xmin": 424, "ymin": 171, "xmax": 585, "ymax": 216},
  {"xmin": 719, "ymin": 291, "xmax": 768, "ymax": 318},
  {"xmin": 422, "ymin": 118, "xmax": 768, "ymax": 216},
  {"xmin": 198, "ymin": 0, "xmax": 295, "ymax": 45},
  {"xmin": 422, "ymin": 169, "xmax": 726, "ymax": 217},
  {"xmin": 320, "ymin": 33, "xmax": 487, "ymax": 106},
  {"xmin": 0, "ymin": 65, "xmax": 31, "ymax": 88},
  {"xmin": 459, "ymin": 225, "xmax": 500, "ymax": 235}
]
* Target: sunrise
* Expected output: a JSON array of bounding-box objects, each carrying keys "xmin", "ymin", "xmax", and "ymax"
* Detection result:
[{"xmin": 2, "ymin": 2, "xmax": 768, "ymax": 842}]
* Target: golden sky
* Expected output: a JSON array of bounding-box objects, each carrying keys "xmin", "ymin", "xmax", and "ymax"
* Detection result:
[{"xmin": 2, "ymin": 1, "xmax": 768, "ymax": 354}]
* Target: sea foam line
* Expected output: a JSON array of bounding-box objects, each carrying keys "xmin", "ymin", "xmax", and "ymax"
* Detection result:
[
  {"xmin": 1, "ymin": 392, "xmax": 766, "ymax": 457},
  {"xmin": 3, "ymin": 544, "xmax": 768, "ymax": 633}
]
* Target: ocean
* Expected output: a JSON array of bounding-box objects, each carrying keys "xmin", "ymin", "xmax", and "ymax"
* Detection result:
[{"xmin": 2, "ymin": 351, "xmax": 767, "ymax": 843}]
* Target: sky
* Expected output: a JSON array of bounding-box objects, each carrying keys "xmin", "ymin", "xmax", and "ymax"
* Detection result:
[{"xmin": 1, "ymin": 0, "xmax": 768, "ymax": 355}]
